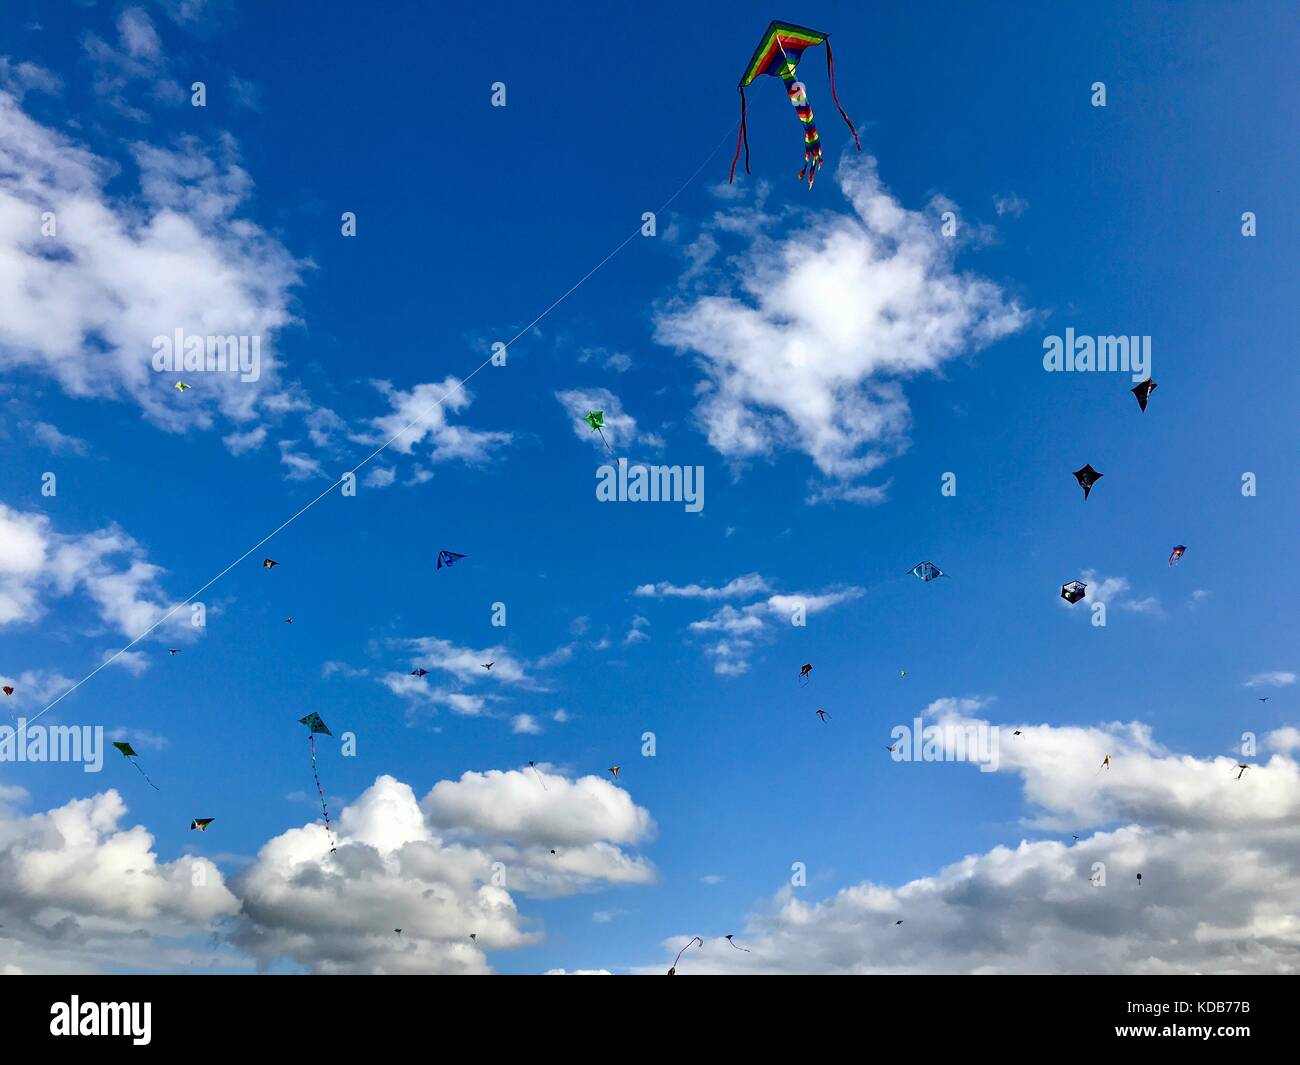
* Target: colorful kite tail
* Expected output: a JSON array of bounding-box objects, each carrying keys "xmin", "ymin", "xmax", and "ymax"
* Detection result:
[
  {"xmin": 309, "ymin": 734, "xmax": 337, "ymax": 852},
  {"xmin": 800, "ymin": 144, "xmax": 824, "ymax": 188},
  {"xmin": 728, "ymin": 87, "xmax": 751, "ymax": 183},
  {"xmin": 784, "ymin": 76, "xmax": 823, "ymax": 188},
  {"xmin": 824, "ymin": 38, "xmax": 862, "ymax": 152}
]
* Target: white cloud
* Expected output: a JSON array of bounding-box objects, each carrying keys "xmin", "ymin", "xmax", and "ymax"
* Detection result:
[
  {"xmin": 1267, "ymin": 728, "xmax": 1300, "ymax": 754},
  {"xmin": 511, "ymin": 714, "xmax": 542, "ymax": 735},
  {"xmin": 30, "ymin": 421, "xmax": 88, "ymax": 455},
  {"xmin": 354, "ymin": 379, "xmax": 509, "ymax": 468},
  {"xmin": 0, "ymin": 92, "xmax": 303, "ymax": 429},
  {"xmin": 634, "ymin": 573, "xmax": 770, "ymax": 600},
  {"xmin": 687, "ymin": 586, "xmax": 863, "ymax": 676},
  {"xmin": 655, "ymin": 154, "xmax": 1026, "ymax": 499},
  {"xmin": 117, "ymin": 9, "xmax": 162, "ymax": 59},
  {"xmin": 423, "ymin": 767, "xmax": 654, "ymax": 851},
  {"xmin": 321, "ymin": 660, "xmax": 368, "ymax": 680},
  {"xmin": 277, "ymin": 439, "xmax": 324, "ymax": 481},
  {"xmin": 396, "ymin": 637, "xmax": 531, "ymax": 687},
  {"xmin": 0, "ymin": 668, "xmax": 77, "ymax": 709},
  {"xmin": 993, "ymin": 192, "xmax": 1028, "ymax": 217},
  {"xmin": 0, "ymin": 790, "xmax": 238, "ymax": 973},
  {"xmin": 0, "ymin": 501, "xmax": 189, "ymax": 642},
  {"xmin": 644, "ymin": 706, "xmax": 1300, "ymax": 974},
  {"xmin": 0, "ymin": 57, "xmax": 62, "ymax": 100},
  {"xmin": 1247, "ymin": 672, "xmax": 1295, "ymax": 689},
  {"xmin": 623, "ymin": 616, "xmax": 650, "ymax": 646},
  {"xmin": 1064, "ymin": 572, "xmax": 1163, "ymax": 617},
  {"xmin": 222, "ymin": 425, "xmax": 266, "ymax": 455},
  {"xmin": 554, "ymin": 387, "xmax": 653, "ymax": 452},
  {"xmin": 230, "ymin": 770, "xmax": 656, "ymax": 972}
]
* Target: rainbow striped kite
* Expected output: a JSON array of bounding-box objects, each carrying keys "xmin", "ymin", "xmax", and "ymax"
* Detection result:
[{"xmin": 729, "ymin": 20, "xmax": 861, "ymax": 188}]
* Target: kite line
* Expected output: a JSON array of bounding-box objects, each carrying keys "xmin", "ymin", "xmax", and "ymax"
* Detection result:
[{"xmin": 28, "ymin": 119, "xmax": 740, "ymax": 728}]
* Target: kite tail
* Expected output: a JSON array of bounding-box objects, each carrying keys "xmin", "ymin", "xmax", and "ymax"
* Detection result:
[
  {"xmin": 785, "ymin": 77, "xmax": 823, "ymax": 188},
  {"xmin": 824, "ymin": 39, "xmax": 862, "ymax": 152},
  {"xmin": 309, "ymin": 734, "xmax": 337, "ymax": 852},
  {"xmin": 728, "ymin": 87, "xmax": 750, "ymax": 183},
  {"xmin": 131, "ymin": 758, "xmax": 160, "ymax": 791}
]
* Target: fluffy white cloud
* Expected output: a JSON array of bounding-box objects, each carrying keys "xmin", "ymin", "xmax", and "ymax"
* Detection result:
[
  {"xmin": 1, "ymin": 764, "xmax": 657, "ymax": 975},
  {"xmin": 423, "ymin": 767, "xmax": 654, "ymax": 852},
  {"xmin": 0, "ymin": 501, "xmax": 189, "ymax": 642},
  {"xmin": 0, "ymin": 789, "xmax": 238, "ymax": 974},
  {"xmin": 687, "ymin": 586, "xmax": 863, "ymax": 676},
  {"xmin": 655, "ymin": 154, "xmax": 1026, "ymax": 498},
  {"xmin": 231, "ymin": 770, "xmax": 656, "ymax": 972},
  {"xmin": 394, "ymin": 637, "xmax": 531, "ymax": 687},
  {"xmin": 355, "ymin": 379, "xmax": 509, "ymax": 467},
  {"xmin": 645, "ymin": 705, "xmax": 1300, "ymax": 974},
  {"xmin": 0, "ymin": 91, "xmax": 303, "ymax": 429},
  {"xmin": 511, "ymin": 713, "xmax": 542, "ymax": 735},
  {"xmin": 555, "ymin": 387, "xmax": 652, "ymax": 453}
]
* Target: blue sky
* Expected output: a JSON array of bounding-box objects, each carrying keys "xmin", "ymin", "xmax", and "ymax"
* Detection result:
[{"xmin": 0, "ymin": 1, "xmax": 1296, "ymax": 975}]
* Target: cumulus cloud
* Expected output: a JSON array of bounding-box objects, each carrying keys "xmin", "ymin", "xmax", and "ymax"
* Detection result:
[
  {"xmin": 646, "ymin": 705, "xmax": 1300, "ymax": 974},
  {"xmin": 654, "ymin": 154, "xmax": 1026, "ymax": 499},
  {"xmin": 0, "ymin": 500, "xmax": 190, "ymax": 642},
  {"xmin": 1, "ymin": 764, "xmax": 657, "ymax": 975},
  {"xmin": 423, "ymin": 767, "xmax": 654, "ymax": 852},
  {"xmin": 511, "ymin": 714, "xmax": 542, "ymax": 735},
  {"xmin": 0, "ymin": 789, "xmax": 238, "ymax": 973},
  {"xmin": 230, "ymin": 770, "xmax": 655, "ymax": 972},
  {"xmin": 0, "ymin": 91, "xmax": 303, "ymax": 430}
]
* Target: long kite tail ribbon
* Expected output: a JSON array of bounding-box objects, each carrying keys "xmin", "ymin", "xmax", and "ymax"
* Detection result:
[
  {"xmin": 309, "ymin": 733, "xmax": 337, "ymax": 852},
  {"xmin": 728, "ymin": 87, "xmax": 750, "ymax": 183},
  {"xmin": 131, "ymin": 758, "xmax": 160, "ymax": 791},
  {"xmin": 824, "ymin": 38, "xmax": 861, "ymax": 151}
]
